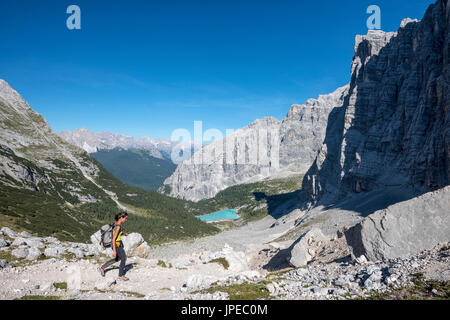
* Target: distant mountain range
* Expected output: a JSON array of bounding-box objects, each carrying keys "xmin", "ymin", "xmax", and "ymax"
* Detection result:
[
  {"xmin": 58, "ymin": 128, "xmax": 195, "ymax": 163},
  {"xmin": 58, "ymin": 128, "xmax": 197, "ymax": 190}
]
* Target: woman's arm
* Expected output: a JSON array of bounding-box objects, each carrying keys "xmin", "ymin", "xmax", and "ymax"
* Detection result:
[{"xmin": 112, "ymin": 226, "xmax": 120, "ymax": 256}]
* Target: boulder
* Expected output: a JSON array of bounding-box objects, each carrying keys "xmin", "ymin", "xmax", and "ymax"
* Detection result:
[
  {"xmin": 288, "ymin": 228, "xmax": 327, "ymax": 268},
  {"xmin": 130, "ymin": 242, "xmax": 151, "ymax": 259},
  {"xmin": 26, "ymin": 247, "xmax": 42, "ymax": 261},
  {"xmin": 11, "ymin": 237, "xmax": 27, "ymax": 247},
  {"xmin": 345, "ymin": 187, "xmax": 450, "ymax": 261},
  {"xmin": 90, "ymin": 230, "xmax": 104, "ymax": 252},
  {"xmin": 12, "ymin": 248, "xmax": 29, "ymax": 259},
  {"xmin": 18, "ymin": 231, "xmax": 32, "ymax": 238},
  {"xmin": 122, "ymin": 233, "xmax": 144, "ymax": 255},
  {"xmin": 85, "ymin": 244, "xmax": 100, "ymax": 257},
  {"xmin": 12, "ymin": 237, "xmax": 44, "ymax": 248},
  {"xmin": 0, "ymin": 237, "xmax": 9, "ymax": 248},
  {"xmin": 90, "ymin": 230, "xmax": 149, "ymax": 258},
  {"xmin": 0, "ymin": 227, "xmax": 16, "ymax": 238},
  {"xmin": 289, "ymin": 246, "xmax": 309, "ymax": 268},
  {"xmin": 25, "ymin": 238, "xmax": 45, "ymax": 249},
  {"xmin": 44, "ymin": 246, "xmax": 65, "ymax": 258},
  {"xmin": 0, "ymin": 259, "xmax": 11, "ymax": 268},
  {"xmin": 42, "ymin": 236, "xmax": 60, "ymax": 244}
]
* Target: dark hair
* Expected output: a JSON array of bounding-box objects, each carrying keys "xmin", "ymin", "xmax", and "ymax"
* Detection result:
[{"xmin": 115, "ymin": 212, "xmax": 128, "ymax": 221}]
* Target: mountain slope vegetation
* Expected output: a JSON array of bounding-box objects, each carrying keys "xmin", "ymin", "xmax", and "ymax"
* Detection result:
[{"xmin": 91, "ymin": 148, "xmax": 177, "ymax": 191}]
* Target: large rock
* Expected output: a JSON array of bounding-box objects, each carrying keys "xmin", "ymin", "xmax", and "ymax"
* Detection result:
[
  {"xmin": 130, "ymin": 242, "xmax": 151, "ymax": 259},
  {"xmin": 0, "ymin": 237, "xmax": 8, "ymax": 247},
  {"xmin": 345, "ymin": 187, "xmax": 450, "ymax": 261},
  {"xmin": 18, "ymin": 231, "xmax": 32, "ymax": 238},
  {"xmin": 25, "ymin": 238, "xmax": 45, "ymax": 249},
  {"xmin": 122, "ymin": 233, "xmax": 144, "ymax": 255},
  {"xmin": 42, "ymin": 237, "xmax": 60, "ymax": 244},
  {"xmin": 85, "ymin": 244, "xmax": 100, "ymax": 257},
  {"xmin": 0, "ymin": 227, "xmax": 16, "ymax": 238},
  {"xmin": 12, "ymin": 248, "xmax": 29, "ymax": 259},
  {"xmin": 303, "ymin": 0, "xmax": 450, "ymax": 205},
  {"xmin": 0, "ymin": 259, "xmax": 11, "ymax": 268},
  {"xmin": 13, "ymin": 237, "xmax": 45, "ymax": 248},
  {"xmin": 11, "ymin": 237, "xmax": 27, "ymax": 246},
  {"xmin": 90, "ymin": 230, "xmax": 150, "ymax": 258},
  {"xmin": 90, "ymin": 229, "xmax": 104, "ymax": 253},
  {"xmin": 288, "ymin": 228, "xmax": 327, "ymax": 267},
  {"xmin": 44, "ymin": 246, "xmax": 65, "ymax": 258},
  {"xmin": 26, "ymin": 247, "xmax": 42, "ymax": 261}
]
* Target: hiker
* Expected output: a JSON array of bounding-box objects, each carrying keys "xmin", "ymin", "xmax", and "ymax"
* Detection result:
[{"xmin": 99, "ymin": 212, "xmax": 130, "ymax": 281}]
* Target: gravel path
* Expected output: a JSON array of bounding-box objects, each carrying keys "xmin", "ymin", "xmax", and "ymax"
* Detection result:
[{"xmin": 149, "ymin": 209, "xmax": 304, "ymax": 261}]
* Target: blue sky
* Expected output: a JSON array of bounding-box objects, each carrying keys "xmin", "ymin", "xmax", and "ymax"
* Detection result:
[{"xmin": 0, "ymin": 0, "xmax": 433, "ymax": 139}]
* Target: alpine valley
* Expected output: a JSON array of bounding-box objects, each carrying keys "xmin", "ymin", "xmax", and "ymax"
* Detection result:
[{"xmin": 0, "ymin": 0, "xmax": 449, "ymax": 302}]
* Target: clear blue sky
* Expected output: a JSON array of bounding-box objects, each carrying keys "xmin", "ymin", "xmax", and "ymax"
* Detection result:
[{"xmin": 0, "ymin": 0, "xmax": 433, "ymax": 139}]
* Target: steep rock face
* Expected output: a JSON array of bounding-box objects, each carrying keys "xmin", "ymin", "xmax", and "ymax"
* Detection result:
[
  {"xmin": 0, "ymin": 79, "xmax": 120, "ymax": 205},
  {"xmin": 161, "ymin": 117, "xmax": 281, "ymax": 201},
  {"xmin": 162, "ymin": 86, "xmax": 348, "ymax": 201},
  {"xmin": 303, "ymin": 0, "xmax": 449, "ymax": 204},
  {"xmin": 345, "ymin": 186, "xmax": 450, "ymax": 261},
  {"xmin": 279, "ymin": 85, "xmax": 349, "ymax": 175}
]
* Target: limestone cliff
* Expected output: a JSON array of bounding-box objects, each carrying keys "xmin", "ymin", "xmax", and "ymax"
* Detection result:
[
  {"xmin": 161, "ymin": 85, "xmax": 348, "ymax": 201},
  {"xmin": 303, "ymin": 0, "xmax": 449, "ymax": 205}
]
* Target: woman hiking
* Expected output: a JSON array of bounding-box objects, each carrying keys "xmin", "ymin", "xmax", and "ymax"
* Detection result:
[{"xmin": 99, "ymin": 212, "xmax": 130, "ymax": 281}]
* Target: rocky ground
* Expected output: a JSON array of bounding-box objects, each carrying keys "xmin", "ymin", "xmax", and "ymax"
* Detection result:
[{"xmin": 1, "ymin": 220, "xmax": 449, "ymax": 301}]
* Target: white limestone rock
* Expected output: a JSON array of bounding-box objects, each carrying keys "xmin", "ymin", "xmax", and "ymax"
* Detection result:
[
  {"xmin": 345, "ymin": 187, "xmax": 450, "ymax": 261},
  {"xmin": 288, "ymin": 228, "xmax": 328, "ymax": 268}
]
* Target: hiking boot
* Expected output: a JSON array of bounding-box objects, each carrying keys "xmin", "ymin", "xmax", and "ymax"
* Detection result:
[
  {"xmin": 99, "ymin": 266, "xmax": 105, "ymax": 277},
  {"xmin": 119, "ymin": 276, "xmax": 129, "ymax": 281}
]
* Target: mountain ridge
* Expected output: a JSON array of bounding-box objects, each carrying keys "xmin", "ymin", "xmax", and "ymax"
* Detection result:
[
  {"xmin": 303, "ymin": 0, "xmax": 449, "ymax": 207},
  {"xmin": 161, "ymin": 84, "xmax": 349, "ymax": 201}
]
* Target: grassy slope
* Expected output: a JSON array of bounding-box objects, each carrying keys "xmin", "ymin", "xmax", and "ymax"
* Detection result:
[
  {"xmin": 90, "ymin": 148, "xmax": 176, "ymax": 191},
  {"xmin": 0, "ymin": 148, "xmax": 218, "ymax": 244},
  {"xmin": 87, "ymin": 155, "xmax": 219, "ymax": 244}
]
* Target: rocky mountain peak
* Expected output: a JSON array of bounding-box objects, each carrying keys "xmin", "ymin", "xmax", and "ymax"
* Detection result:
[
  {"xmin": 246, "ymin": 117, "xmax": 280, "ymax": 129},
  {"xmin": 400, "ymin": 18, "xmax": 420, "ymax": 28},
  {"xmin": 354, "ymin": 30, "xmax": 397, "ymax": 57},
  {"xmin": 303, "ymin": 0, "xmax": 449, "ymax": 205}
]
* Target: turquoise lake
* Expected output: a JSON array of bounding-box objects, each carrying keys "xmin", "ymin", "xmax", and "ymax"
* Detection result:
[{"xmin": 196, "ymin": 209, "xmax": 240, "ymax": 222}]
